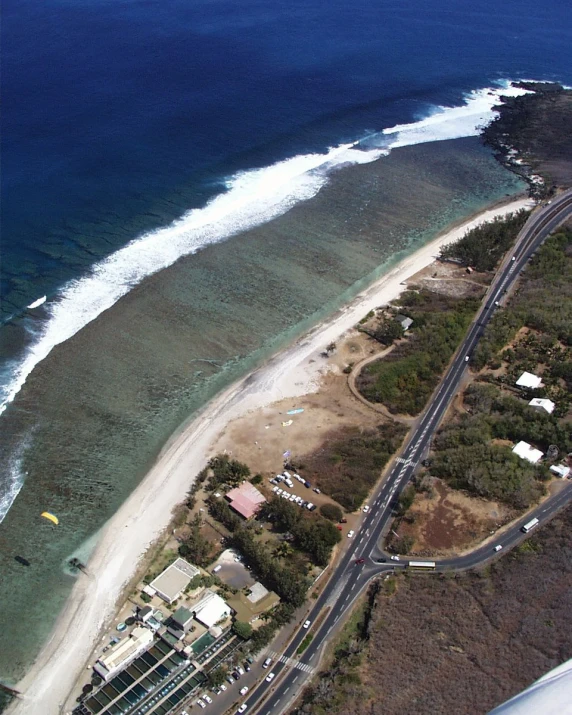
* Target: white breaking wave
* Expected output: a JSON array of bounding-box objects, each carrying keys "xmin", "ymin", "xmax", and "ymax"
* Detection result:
[
  {"xmin": 27, "ymin": 296, "xmax": 47, "ymax": 310},
  {"xmin": 0, "ymin": 81, "xmax": 531, "ymax": 425},
  {"xmin": 382, "ymin": 84, "xmax": 531, "ymax": 148}
]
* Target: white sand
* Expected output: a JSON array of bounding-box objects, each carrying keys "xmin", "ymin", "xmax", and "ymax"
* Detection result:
[{"xmin": 10, "ymin": 196, "xmax": 533, "ymax": 715}]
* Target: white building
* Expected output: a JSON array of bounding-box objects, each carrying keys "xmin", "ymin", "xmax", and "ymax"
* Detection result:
[
  {"xmin": 149, "ymin": 558, "xmax": 200, "ymax": 604},
  {"xmin": 513, "ymin": 441, "xmax": 544, "ymax": 464},
  {"xmin": 191, "ymin": 589, "xmax": 231, "ymax": 628},
  {"xmin": 528, "ymin": 398, "xmax": 555, "ymax": 414},
  {"xmin": 516, "ymin": 372, "xmax": 543, "ymax": 389},
  {"xmin": 94, "ymin": 626, "xmax": 154, "ymax": 681},
  {"xmin": 395, "ymin": 314, "xmax": 413, "ymax": 331},
  {"xmin": 549, "ymin": 464, "xmax": 571, "ymax": 479}
]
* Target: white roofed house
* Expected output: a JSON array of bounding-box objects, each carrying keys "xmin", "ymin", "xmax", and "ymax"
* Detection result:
[
  {"xmin": 516, "ymin": 371, "xmax": 543, "ymax": 389},
  {"xmin": 94, "ymin": 626, "xmax": 154, "ymax": 681},
  {"xmin": 512, "ymin": 441, "xmax": 544, "ymax": 465},
  {"xmin": 190, "ymin": 589, "xmax": 231, "ymax": 628},
  {"xmin": 149, "ymin": 558, "xmax": 200, "ymax": 604},
  {"xmin": 395, "ymin": 314, "xmax": 413, "ymax": 331},
  {"xmin": 528, "ymin": 398, "xmax": 555, "ymax": 414}
]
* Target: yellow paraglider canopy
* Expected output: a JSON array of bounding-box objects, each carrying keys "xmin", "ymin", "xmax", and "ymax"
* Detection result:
[{"xmin": 41, "ymin": 511, "xmax": 59, "ymax": 525}]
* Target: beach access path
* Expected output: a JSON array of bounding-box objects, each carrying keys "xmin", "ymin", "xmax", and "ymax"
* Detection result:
[{"xmin": 9, "ymin": 195, "xmax": 534, "ymax": 715}]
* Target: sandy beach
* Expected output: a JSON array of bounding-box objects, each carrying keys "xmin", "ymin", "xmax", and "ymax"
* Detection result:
[{"xmin": 10, "ymin": 195, "xmax": 533, "ymax": 715}]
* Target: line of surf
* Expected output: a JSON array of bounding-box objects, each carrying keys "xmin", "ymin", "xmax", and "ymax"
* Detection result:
[{"xmin": 0, "ymin": 80, "xmax": 532, "ymax": 521}]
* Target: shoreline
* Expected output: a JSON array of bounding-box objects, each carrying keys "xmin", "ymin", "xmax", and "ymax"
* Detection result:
[{"xmin": 9, "ymin": 194, "xmax": 534, "ymax": 715}]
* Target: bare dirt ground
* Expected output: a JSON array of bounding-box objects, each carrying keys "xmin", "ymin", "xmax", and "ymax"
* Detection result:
[
  {"xmin": 336, "ymin": 503, "xmax": 572, "ymax": 715},
  {"xmin": 212, "ymin": 334, "xmax": 382, "ymax": 479},
  {"xmin": 398, "ymin": 479, "xmax": 514, "ymax": 555},
  {"xmin": 407, "ymin": 260, "xmax": 488, "ymax": 298}
]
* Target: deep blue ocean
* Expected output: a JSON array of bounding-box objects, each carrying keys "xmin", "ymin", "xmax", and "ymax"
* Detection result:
[
  {"xmin": 1, "ymin": 0, "xmax": 572, "ymax": 696},
  {"xmin": 3, "ymin": 0, "xmax": 571, "ymax": 321}
]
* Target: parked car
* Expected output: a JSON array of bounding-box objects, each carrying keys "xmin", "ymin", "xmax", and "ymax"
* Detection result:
[
  {"xmin": 203, "ymin": 695, "xmax": 213, "ymax": 704},
  {"xmin": 303, "ymin": 620, "xmax": 311, "ymax": 629},
  {"xmin": 263, "ymin": 657, "xmax": 272, "ymax": 669},
  {"xmin": 232, "ymin": 672, "xmax": 240, "ymax": 681},
  {"xmin": 237, "ymin": 706, "xmax": 248, "ymax": 714},
  {"xmin": 197, "ymin": 700, "xmax": 206, "ymax": 709},
  {"xmin": 313, "ymin": 488, "xmax": 321, "ymax": 494},
  {"xmin": 347, "ymin": 530, "xmax": 355, "ymax": 538},
  {"xmin": 266, "ymin": 672, "xmax": 275, "ymax": 683},
  {"xmin": 226, "ymin": 676, "xmax": 235, "ymax": 685},
  {"xmin": 237, "ymin": 666, "xmax": 245, "ymax": 676},
  {"xmin": 239, "ymin": 686, "xmax": 249, "ymax": 696},
  {"xmin": 219, "ymin": 684, "xmax": 227, "ymax": 692},
  {"xmin": 362, "ymin": 505, "xmax": 370, "ymax": 513},
  {"xmin": 339, "ymin": 518, "xmax": 348, "ymax": 523}
]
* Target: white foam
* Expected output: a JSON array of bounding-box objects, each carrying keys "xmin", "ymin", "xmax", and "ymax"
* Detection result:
[
  {"xmin": 27, "ymin": 296, "xmax": 47, "ymax": 310},
  {"xmin": 0, "ymin": 434, "xmax": 31, "ymax": 521},
  {"xmin": 382, "ymin": 84, "xmax": 531, "ymax": 148},
  {"xmin": 0, "ymin": 80, "xmax": 533, "ymax": 426}
]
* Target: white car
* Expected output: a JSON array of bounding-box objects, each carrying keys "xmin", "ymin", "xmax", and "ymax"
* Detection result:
[
  {"xmin": 464, "ymin": 356, "xmax": 470, "ymax": 362},
  {"xmin": 219, "ymin": 684, "xmax": 227, "ymax": 692},
  {"xmin": 263, "ymin": 657, "xmax": 272, "ymax": 669},
  {"xmin": 303, "ymin": 620, "xmax": 311, "ymax": 629},
  {"xmin": 197, "ymin": 700, "xmax": 206, "ymax": 709},
  {"xmin": 511, "ymin": 256, "xmax": 516, "ymax": 261},
  {"xmin": 239, "ymin": 686, "xmax": 249, "ymax": 696},
  {"xmin": 265, "ymin": 671, "xmax": 276, "ymax": 682},
  {"xmin": 237, "ymin": 706, "xmax": 248, "ymax": 714},
  {"xmin": 494, "ymin": 544, "xmax": 503, "ymax": 552},
  {"xmin": 390, "ymin": 555, "xmax": 400, "ymax": 561},
  {"xmin": 363, "ymin": 505, "xmax": 370, "ymax": 513},
  {"xmin": 347, "ymin": 530, "xmax": 355, "ymax": 538},
  {"xmin": 203, "ymin": 695, "xmax": 213, "ymax": 704}
]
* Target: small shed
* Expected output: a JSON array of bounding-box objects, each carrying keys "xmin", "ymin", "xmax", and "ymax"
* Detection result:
[
  {"xmin": 528, "ymin": 398, "xmax": 555, "ymax": 414},
  {"xmin": 395, "ymin": 314, "xmax": 413, "ymax": 331},
  {"xmin": 549, "ymin": 464, "xmax": 570, "ymax": 479}
]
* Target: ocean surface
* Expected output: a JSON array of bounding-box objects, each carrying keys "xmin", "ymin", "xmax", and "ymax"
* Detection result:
[{"xmin": 1, "ymin": 0, "xmax": 572, "ymax": 690}]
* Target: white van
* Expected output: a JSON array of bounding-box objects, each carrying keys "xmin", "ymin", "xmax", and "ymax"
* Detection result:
[{"xmin": 213, "ymin": 565, "xmax": 222, "ymax": 573}]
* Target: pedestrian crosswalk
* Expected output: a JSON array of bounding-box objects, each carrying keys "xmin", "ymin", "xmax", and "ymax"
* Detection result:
[{"xmin": 265, "ymin": 650, "xmax": 315, "ymax": 674}]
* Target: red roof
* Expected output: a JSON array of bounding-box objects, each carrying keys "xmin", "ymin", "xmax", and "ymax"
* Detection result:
[{"xmin": 226, "ymin": 482, "xmax": 266, "ymax": 519}]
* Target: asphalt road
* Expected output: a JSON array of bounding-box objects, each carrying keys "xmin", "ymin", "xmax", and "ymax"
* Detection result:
[{"xmin": 240, "ymin": 191, "xmax": 572, "ymax": 715}]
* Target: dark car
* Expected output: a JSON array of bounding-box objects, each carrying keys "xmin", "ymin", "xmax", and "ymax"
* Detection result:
[
  {"xmin": 243, "ymin": 662, "xmax": 251, "ymax": 672},
  {"xmin": 375, "ymin": 557, "xmax": 387, "ymax": 563},
  {"xmin": 355, "ymin": 558, "xmax": 365, "ymax": 565},
  {"xmin": 339, "ymin": 518, "xmax": 348, "ymax": 524}
]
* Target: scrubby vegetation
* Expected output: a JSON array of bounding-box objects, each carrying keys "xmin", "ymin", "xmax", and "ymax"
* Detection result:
[
  {"xmin": 474, "ymin": 227, "xmax": 572, "ymax": 374},
  {"xmin": 439, "ymin": 210, "xmax": 529, "ymax": 271},
  {"xmin": 356, "ymin": 290, "xmax": 479, "ymax": 415},
  {"xmin": 301, "ymin": 423, "xmax": 408, "ymax": 511}
]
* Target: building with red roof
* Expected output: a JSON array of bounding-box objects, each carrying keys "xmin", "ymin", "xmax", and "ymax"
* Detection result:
[{"xmin": 225, "ymin": 482, "xmax": 267, "ymax": 519}]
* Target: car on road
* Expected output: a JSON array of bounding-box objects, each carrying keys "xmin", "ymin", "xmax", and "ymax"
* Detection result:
[
  {"xmin": 347, "ymin": 530, "xmax": 355, "ymax": 538},
  {"xmin": 390, "ymin": 555, "xmax": 400, "ymax": 561},
  {"xmin": 237, "ymin": 706, "xmax": 248, "ymax": 714},
  {"xmin": 355, "ymin": 558, "xmax": 365, "ymax": 565},
  {"xmin": 464, "ymin": 355, "xmax": 470, "ymax": 362},
  {"xmin": 266, "ymin": 672, "xmax": 276, "ymax": 682},
  {"xmin": 303, "ymin": 620, "xmax": 311, "ymax": 629},
  {"xmin": 511, "ymin": 256, "xmax": 516, "ymax": 261},
  {"xmin": 363, "ymin": 505, "xmax": 370, "ymax": 513},
  {"xmin": 494, "ymin": 544, "xmax": 503, "ymax": 552},
  {"xmin": 240, "ymin": 686, "xmax": 249, "ymax": 696},
  {"xmin": 203, "ymin": 694, "xmax": 213, "ymax": 704},
  {"xmin": 375, "ymin": 557, "xmax": 386, "ymax": 563},
  {"xmin": 197, "ymin": 700, "xmax": 206, "ymax": 709},
  {"xmin": 263, "ymin": 657, "xmax": 272, "ymax": 669}
]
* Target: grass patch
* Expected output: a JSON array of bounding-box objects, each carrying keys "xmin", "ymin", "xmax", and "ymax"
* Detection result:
[{"xmin": 297, "ymin": 634, "xmax": 314, "ymax": 655}]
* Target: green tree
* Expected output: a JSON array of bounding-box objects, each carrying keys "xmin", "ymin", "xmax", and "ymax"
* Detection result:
[
  {"xmin": 319, "ymin": 503, "xmax": 344, "ymax": 522},
  {"xmin": 233, "ymin": 620, "xmax": 253, "ymax": 640},
  {"xmin": 207, "ymin": 667, "xmax": 227, "ymax": 687},
  {"xmin": 178, "ymin": 514, "xmax": 212, "ymax": 566}
]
